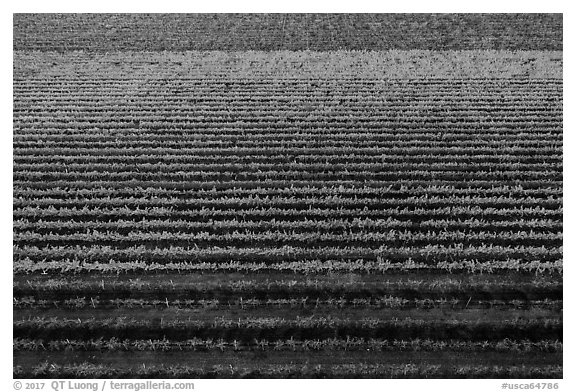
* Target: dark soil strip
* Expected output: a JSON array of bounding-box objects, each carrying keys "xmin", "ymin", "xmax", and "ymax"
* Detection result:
[
  {"xmin": 14, "ymin": 319, "xmax": 562, "ymax": 342},
  {"xmin": 13, "ymin": 350, "xmax": 562, "ymax": 371}
]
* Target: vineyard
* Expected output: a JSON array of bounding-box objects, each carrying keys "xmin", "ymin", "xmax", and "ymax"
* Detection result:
[{"xmin": 13, "ymin": 14, "xmax": 563, "ymax": 378}]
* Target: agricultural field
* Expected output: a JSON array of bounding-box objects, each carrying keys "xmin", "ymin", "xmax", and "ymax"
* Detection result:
[
  {"xmin": 14, "ymin": 13, "xmax": 562, "ymax": 51},
  {"xmin": 13, "ymin": 14, "xmax": 562, "ymax": 378}
]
